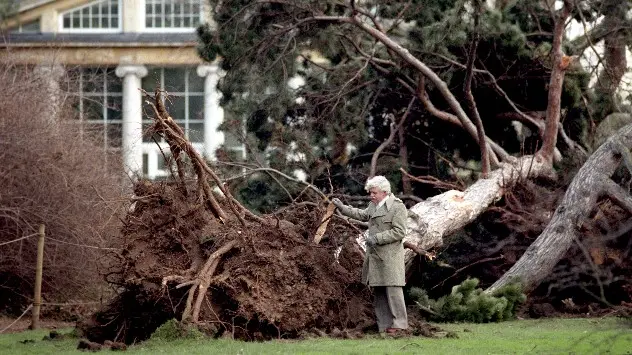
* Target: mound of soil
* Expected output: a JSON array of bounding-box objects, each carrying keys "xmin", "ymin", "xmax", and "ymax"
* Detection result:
[{"xmin": 78, "ymin": 180, "xmax": 377, "ymax": 343}]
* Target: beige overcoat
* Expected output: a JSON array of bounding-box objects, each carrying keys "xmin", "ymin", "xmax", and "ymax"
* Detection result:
[{"xmin": 338, "ymin": 194, "xmax": 407, "ymax": 287}]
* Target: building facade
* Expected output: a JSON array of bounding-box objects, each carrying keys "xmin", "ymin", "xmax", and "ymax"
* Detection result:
[{"xmin": 1, "ymin": 0, "xmax": 242, "ymax": 178}]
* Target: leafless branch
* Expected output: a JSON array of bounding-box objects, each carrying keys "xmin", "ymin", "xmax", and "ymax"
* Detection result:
[
  {"xmin": 463, "ymin": 1, "xmax": 490, "ymax": 177},
  {"xmin": 400, "ymin": 168, "xmax": 465, "ymax": 191},
  {"xmin": 369, "ymin": 97, "xmax": 415, "ymax": 177},
  {"xmin": 217, "ymin": 162, "xmax": 327, "ymax": 200}
]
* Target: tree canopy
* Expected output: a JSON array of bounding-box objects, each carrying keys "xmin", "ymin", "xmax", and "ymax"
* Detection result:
[{"xmin": 198, "ymin": 0, "xmax": 630, "ymax": 209}]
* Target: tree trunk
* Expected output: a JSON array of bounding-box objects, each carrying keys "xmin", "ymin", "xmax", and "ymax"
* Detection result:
[
  {"xmin": 487, "ymin": 124, "xmax": 632, "ymax": 293},
  {"xmin": 403, "ymin": 155, "xmax": 553, "ymax": 268},
  {"xmin": 593, "ymin": 0, "xmax": 629, "ymax": 120},
  {"xmin": 398, "ymin": 123, "xmax": 412, "ymax": 195},
  {"xmin": 539, "ymin": 0, "xmax": 572, "ymax": 161}
]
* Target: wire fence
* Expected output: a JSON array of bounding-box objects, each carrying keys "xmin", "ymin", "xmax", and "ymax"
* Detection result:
[
  {"xmin": 0, "ymin": 233, "xmax": 39, "ymax": 247},
  {"xmin": 1, "ymin": 234, "xmax": 120, "ymax": 250}
]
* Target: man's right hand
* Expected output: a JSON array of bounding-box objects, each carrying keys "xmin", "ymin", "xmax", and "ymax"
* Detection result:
[{"xmin": 331, "ymin": 198, "xmax": 344, "ymax": 209}]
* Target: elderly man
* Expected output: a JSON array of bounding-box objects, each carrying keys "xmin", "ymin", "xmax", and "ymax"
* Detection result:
[{"xmin": 332, "ymin": 176, "xmax": 408, "ymax": 334}]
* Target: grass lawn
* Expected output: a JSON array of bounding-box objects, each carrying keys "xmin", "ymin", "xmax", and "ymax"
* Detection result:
[{"xmin": 1, "ymin": 317, "xmax": 631, "ymax": 354}]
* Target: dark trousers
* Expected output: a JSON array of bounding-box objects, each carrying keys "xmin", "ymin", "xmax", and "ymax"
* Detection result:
[{"xmin": 372, "ymin": 286, "xmax": 408, "ymax": 332}]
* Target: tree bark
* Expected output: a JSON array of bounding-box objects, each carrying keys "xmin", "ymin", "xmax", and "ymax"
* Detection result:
[
  {"xmin": 403, "ymin": 155, "xmax": 553, "ymax": 268},
  {"xmin": 593, "ymin": 0, "xmax": 629, "ymax": 119},
  {"xmin": 487, "ymin": 124, "xmax": 632, "ymax": 293},
  {"xmin": 539, "ymin": 0, "xmax": 572, "ymax": 161},
  {"xmin": 398, "ymin": 125, "xmax": 412, "ymax": 195}
]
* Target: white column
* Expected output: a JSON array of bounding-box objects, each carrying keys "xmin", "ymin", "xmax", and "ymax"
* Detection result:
[
  {"xmin": 197, "ymin": 64, "xmax": 225, "ymax": 160},
  {"xmin": 116, "ymin": 65, "xmax": 148, "ymax": 178},
  {"xmin": 122, "ymin": 0, "xmax": 144, "ymax": 32}
]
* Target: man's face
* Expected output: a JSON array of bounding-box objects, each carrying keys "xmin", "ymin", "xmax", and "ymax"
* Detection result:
[{"xmin": 369, "ymin": 187, "xmax": 388, "ymax": 204}]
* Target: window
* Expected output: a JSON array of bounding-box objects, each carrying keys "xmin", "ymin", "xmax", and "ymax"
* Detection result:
[
  {"xmin": 141, "ymin": 67, "xmax": 204, "ymax": 178},
  {"xmin": 142, "ymin": 67, "xmax": 204, "ymax": 143},
  {"xmin": 70, "ymin": 67, "xmax": 123, "ymax": 150},
  {"xmin": 9, "ymin": 20, "xmax": 41, "ymax": 33},
  {"xmin": 61, "ymin": 0, "xmax": 121, "ymax": 32},
  {"xmin": 145, "ymin": 0, "xmax": 203, "ymax": 31}
]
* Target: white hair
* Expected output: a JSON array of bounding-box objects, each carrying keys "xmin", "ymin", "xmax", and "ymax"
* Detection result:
[{"xmin": 365, "ymin": 175, "xmax": 391, "ymax": 194}]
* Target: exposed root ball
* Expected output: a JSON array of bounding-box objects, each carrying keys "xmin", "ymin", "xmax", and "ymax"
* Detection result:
[{"xmin": 79, "ymin": 181, "xmax": 374, "ymax": 343}]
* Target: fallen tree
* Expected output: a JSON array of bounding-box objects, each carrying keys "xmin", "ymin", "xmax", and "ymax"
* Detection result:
[
  {"xmin": 398, "ymin": 0, "xmax": 583, "ymax": 293},
  {"xmin": 488, "ymin": 126, "xmax": 632, "ymax": 293},
  {"xmin": 403, "ymin": 124, "xmax": 632, "ymax": 293},
  {"xmin": 78, "ymin": 90, "xmax": 441, "ymax": 343}
]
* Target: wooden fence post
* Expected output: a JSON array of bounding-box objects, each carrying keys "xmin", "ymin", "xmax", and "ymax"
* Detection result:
[{"xmin": 31, "ymin": 224, "xmax": 45, "ymax": 330}]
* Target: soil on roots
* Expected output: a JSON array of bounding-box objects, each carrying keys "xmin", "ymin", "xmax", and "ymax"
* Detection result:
[{"xmin": 78, "ymin": 180, "xmax": 380, "ymax": 343}]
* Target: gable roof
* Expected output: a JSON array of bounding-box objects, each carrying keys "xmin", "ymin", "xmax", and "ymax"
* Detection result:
[{"xmin": 18, "ymin": 0, "xmax": 57, "ymax": 13}]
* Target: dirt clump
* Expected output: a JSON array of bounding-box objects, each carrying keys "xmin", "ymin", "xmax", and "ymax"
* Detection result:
[{"xmin": 78, "ymin": 180, "xmax": 377, "ymax": 343}]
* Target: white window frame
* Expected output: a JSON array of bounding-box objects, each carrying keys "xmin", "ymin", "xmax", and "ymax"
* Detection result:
[
  {"xmin": 142, "ymin": 0, "xmax": 205, "ymax": 33},
  {"xmin": 74, "ymin": 67, "xmax": 123, "ymax": 151},
  {"xmin": 58, "ymin": 0, "xmax": 123, "ymax": 33},
  {"xmin": 141, "ymin": 67, "xmax": 205, "ymax": 178}
]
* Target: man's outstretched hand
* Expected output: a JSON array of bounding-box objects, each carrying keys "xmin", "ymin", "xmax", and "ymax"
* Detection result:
[{"xmin": 331, "ymin": 198, "xmax": 344, "ymax": 209}]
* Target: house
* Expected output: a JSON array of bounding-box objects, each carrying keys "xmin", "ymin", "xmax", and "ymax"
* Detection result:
[{"xmin": 0, "ymin": 0, "xmax": 244, "ymax": 178}]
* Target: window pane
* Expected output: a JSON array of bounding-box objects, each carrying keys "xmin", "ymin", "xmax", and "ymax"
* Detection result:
[
  {"xmin": 72, "ymin": 15, "xmax": 80, "ymax": 28},
  {"xmin": 106, "ymin": 123, "xmax": 122, "ymax": 148},
  {"xmin": 111, "ymin": 17, "xmax": 118, "ymax": 28},
  {"xmin": 142, "ymin": 123, "xmax": 162, "ymax": 142},
  {"xmin": 188, "ymin": 71, "xmax": 204, "ymax": 92},
  {"xmin": 83, "ymin": 98, "xmax": 104, "ymax": 121},
  {"xmin": 189, "ymin": 95, "xmax": 204, "ymax": 120},
  {"xmin": 188, "ymin": 122, "xmax": 204, "ymax": 142},
  {"xmin": 85, "ymin": 123, "xmax": 105, "ymax": 139},
  {"xmin": 63, "ymin": 16, "xmax": 71, "ymax": 28},
  {"xmin": 101, "ymin": 2, "xmax": 110, "ymax": 16},
  {"xmin": 143, "ymin": 68, "xmax": 162, "ymax": 92},
  {"xmin": 106, "ymin": 96, "xmax": 123, "ymax": 121},
  {"xmin": 163, "ymin": 68, "xmax": 185, "ymax": 92},
  {"xmin": 83, "ymin": 69, "xmax": 105, "ymax": 92},
  {"xmin": 106, "ymin": 71, "xmax": 122, "ymax": 93},
  {"xmin": 183, "ymin": 16, "xmax": 191, "ymax": 28},
  {"xmin": 70, "ymin": 100, "xmax": 82, "ymax": 120},
  {"xmin": 166, "ymin": 96, "xmax": 185, "ymax": 120}
]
